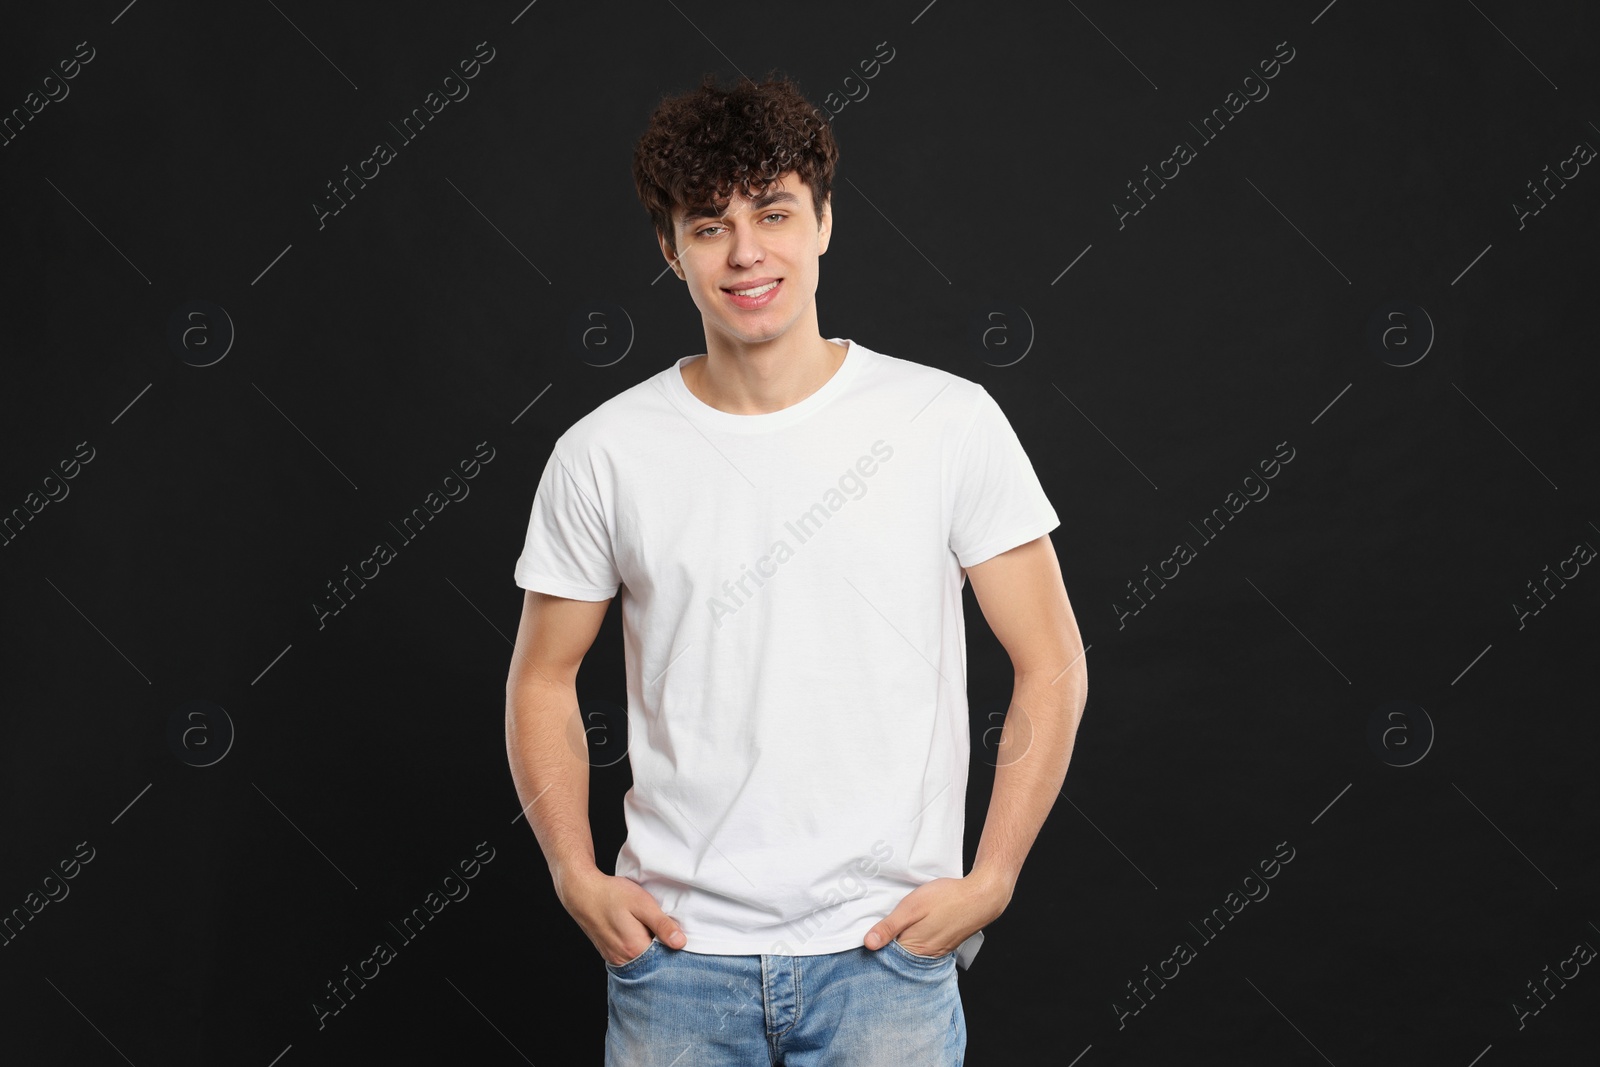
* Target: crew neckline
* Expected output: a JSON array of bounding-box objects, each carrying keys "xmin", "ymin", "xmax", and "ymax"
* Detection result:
[{"xmin": 666, "ymin": 337, "xmax": 864, "ymax": 434}]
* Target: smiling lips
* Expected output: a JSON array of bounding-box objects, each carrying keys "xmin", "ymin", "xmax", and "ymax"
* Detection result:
[{"xmin": 722, "ymin": 278, "xmax": 782, "ymax": 308}]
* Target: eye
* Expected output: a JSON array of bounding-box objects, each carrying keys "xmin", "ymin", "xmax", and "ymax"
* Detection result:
[{"xmin": 695, "ymin": 214, "xmax": 784, "ymax": 237}]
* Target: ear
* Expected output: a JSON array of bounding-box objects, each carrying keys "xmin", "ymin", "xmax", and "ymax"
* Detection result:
[
  {"xmin": 657, "ymin": 227, "xmax": 683, "ymax": 279},
  {"xmin": 817, "ymin": 195, "xmax": 833, "ymax": 256}
]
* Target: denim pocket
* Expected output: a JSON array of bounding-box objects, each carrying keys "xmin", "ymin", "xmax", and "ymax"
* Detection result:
[
  {"xmin": 605, "ymin": 937, "xmax": 659, "ymax": 972},
  {"xmin": 889, "ymin": 938, "xmax": 955, "ymax": 964}
]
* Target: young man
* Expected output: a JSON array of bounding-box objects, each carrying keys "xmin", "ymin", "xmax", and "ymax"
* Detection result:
[{"xmin": 506, "ymin": 73, "xmax": 1086, "ymax": 1065}]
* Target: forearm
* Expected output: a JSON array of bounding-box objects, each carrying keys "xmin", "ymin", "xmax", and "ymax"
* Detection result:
[
  {"xmin": 505, "ymin": 678, "xmax": 597, "ymax": 883},
  {"xmin": 970, "ymin": 658, "xmax": 1087, "ymax": 893}
]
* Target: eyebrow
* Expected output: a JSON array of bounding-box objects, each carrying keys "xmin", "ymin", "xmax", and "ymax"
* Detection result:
[{"xmin": 679, "ymin": 189, "xmax": 802, "ymax": 227}]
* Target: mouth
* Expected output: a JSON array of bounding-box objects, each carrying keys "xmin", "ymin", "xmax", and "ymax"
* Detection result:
[{"xmin": 722, "ymin": 279, "xmax": 782, "ymax": 309}]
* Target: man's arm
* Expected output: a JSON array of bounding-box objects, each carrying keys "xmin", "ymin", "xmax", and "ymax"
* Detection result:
[
  {"xmin": 505, "ymin": 589, "xmax": 610, "ymax": 881},
  {"xmin": 863, "ymin": 533, "xmax": 1086, "ymax": 955},
  {"xmin": 505, "ymin": 589, "xmax": 688, "ymax": 963},
  {"xmin": 963, "ymin": 532, "xmax": 1087, "ymax": 894}
]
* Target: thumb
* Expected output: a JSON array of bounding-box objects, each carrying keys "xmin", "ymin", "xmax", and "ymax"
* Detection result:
[
  {"xmin": 642, "ymin": 903, "xmax": 688, "ymax": 949},
  {"xmin": 863, "ymin": 910, "xmax": 909, "ymax": 951}
]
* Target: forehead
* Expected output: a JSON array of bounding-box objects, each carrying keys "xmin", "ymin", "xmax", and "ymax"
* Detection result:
[{"xmin": 676, "ymin": 174, "xmax": 811, "ymax": 225}]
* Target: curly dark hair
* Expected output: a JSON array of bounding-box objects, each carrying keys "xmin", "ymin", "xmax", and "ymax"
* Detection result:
[{"xmin": 632, "ymin": 71, "xmax": 839, "ymax": 257}]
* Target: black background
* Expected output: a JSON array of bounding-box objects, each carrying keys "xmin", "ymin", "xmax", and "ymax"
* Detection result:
[{"xmin": 2, "ymin": 1, "xmax": 1597, "ymax": 1063}]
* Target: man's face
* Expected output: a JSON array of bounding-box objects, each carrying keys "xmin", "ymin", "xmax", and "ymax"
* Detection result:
[{"xmin": 660, "ymin": 171, "xmax": 832, "ymax": 348}]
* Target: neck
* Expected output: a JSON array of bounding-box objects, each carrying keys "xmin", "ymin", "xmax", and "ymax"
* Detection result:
[{"xmin": 685, "ymin": 325, "xmax": 848, "ymax": 415}]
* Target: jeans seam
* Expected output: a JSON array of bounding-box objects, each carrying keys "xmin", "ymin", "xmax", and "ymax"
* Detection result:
[{"xmin": 766, "ymin": 956, "xmax": 799, "ymax": 1039}]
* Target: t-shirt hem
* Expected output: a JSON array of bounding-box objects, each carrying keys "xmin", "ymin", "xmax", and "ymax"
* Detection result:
[
  {"xmin": 513, "ymin": 569, "xmax": 617, "ymax": 601},
  {"xmin": 956, "ymin": 514, "xmax": 1061, "ymax": 569},
  {"xmin": 677, "ymin": 929, "xmax": 873, "ymax": 956}
]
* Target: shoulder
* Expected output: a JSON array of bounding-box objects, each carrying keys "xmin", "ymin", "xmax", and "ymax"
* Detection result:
[
  {"xmin": 548, "ymin": 363, "xmax": 679, "ymax": 464},
  {"xmin": 848, "ymin": 341, "xmax": 991, "ymax": 427},
  {"xmin": 851, "ymin": 342, "xmax": 985, "ymax": 412}
]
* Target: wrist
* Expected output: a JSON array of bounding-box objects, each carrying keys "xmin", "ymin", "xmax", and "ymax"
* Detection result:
[
  {"xmin": 968, "ymin": 863, "xmax": 1017, "ymax": 906},
  {"xmin": 550, "ymin": 858, "xmax": 602, "ymax": 901}
]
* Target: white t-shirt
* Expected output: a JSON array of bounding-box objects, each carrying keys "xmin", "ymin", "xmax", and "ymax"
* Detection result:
[{"xmin": 513, "ymin": 337, "xmax": 1059, "ymax": 955}]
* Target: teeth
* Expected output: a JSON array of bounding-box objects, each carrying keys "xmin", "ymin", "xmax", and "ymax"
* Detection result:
[{"xmin": 730, "ymin": 282, "xmax": 777, "ymax": 297}]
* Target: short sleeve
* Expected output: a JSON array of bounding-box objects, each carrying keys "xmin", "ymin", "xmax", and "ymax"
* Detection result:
[
  {"xmin": 513, "ymin": 445, "xmax": 621, "ymax": 600},
  {"xmin": 948, "ymin": 387, "xmax": 1060, "ymax": 568}
]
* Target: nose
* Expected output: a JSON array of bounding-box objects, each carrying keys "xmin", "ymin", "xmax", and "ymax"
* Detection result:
[{"xmin": 728, "ymin": 220, "xmax": 766, "ymax": 268}]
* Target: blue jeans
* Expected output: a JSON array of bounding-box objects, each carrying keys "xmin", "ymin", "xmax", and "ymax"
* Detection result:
[{"xmin": 604, "ymin": 938, "xmax": 966, "ymax": 1066}]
